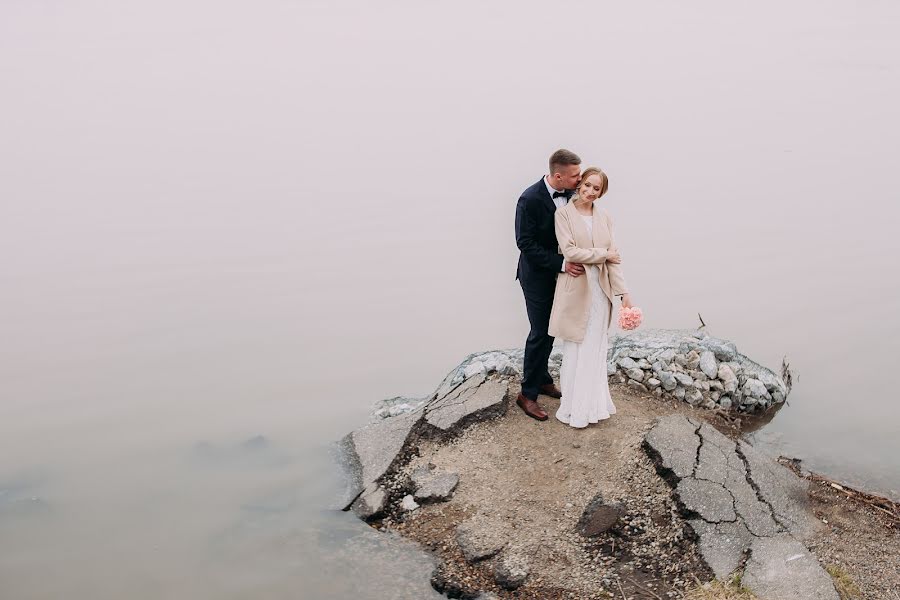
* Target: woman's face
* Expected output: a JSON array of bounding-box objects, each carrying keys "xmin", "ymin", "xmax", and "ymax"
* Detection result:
[{"xmin": 580, "ymin": 174, "xmax": 603, "ymax": 202}]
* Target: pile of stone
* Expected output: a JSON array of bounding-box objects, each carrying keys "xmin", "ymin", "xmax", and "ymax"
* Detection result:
[
  {"xmin": 371, "ymin": 328, "xmax": 789, "ymax": 420},
  {"xmin": 608, "ymin": 328, "xmax": 789, "ymax": 412}
]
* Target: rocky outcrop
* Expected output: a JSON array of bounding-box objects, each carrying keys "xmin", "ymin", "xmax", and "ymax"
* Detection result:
[
  {"xmin": 644, "ymin": 415, "xmax": 837, "ymax": 600},
  {"xmin": 334, "ymin": 372, "xmax": 508, "ymax": 513}
]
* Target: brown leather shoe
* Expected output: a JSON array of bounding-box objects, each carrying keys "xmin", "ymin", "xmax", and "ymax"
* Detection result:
[
  {"xmin": 539, "ymin": 384, "xmax": 562, "ymax": 399},
  {"xmin": 516, "ymin": 393, "xmax": 549, "ymax": 421}
]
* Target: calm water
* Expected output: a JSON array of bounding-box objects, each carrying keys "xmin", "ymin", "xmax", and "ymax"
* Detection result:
[{"xmin": 2, "ymin": 1, "xmax": 899, "ymax": 598}]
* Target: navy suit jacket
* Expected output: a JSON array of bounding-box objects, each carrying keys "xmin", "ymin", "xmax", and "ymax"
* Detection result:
[{"xmin": 515, "ymin": 177, "xmax": 565, "ymax": 289}]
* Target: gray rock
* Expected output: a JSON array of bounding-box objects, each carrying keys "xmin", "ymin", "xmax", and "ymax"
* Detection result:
[
  {"xmin": 646, "ymin": 377, "xmax": 661, "ymax": 389},
  {"xmin": 658, "ymin": 372, "xmax": 678, "ymax": 391},
  {"xmin": 336, "ymin": 409, "xmax": 422, "ymax": 508},
  {"xmin": 742, "ymin": 536, "xmax": 840, "ymax": 600},
  {"xmin": 743, "ymin": 378, "xmax": 768, "ymax": 399},
  {"xmin": 635, "ymin": 358, "xmax": 652, "ymax": 370},
  {"xmin": 627, "ymin": 380, "xmax": 649, "ymax": 393},
  {"xmin": 674, "ymin": 373, "xmax": 694, "ymax": 387},
  {"xmin": 686, "ymin": 389, "xmax": 704, "ymax": 405},
  {"xmin": 411, "ymin": 466, "xmax": 459, "ymax": 502},
  {"xmin": 708, "ymin": 379, "xmax": 724, "ymax": 392},
  {"xmin": 425, "ymin": 378, "xmax": 508, "ymax": 434},
  {"xmin": 717, "ymin": 363, "xmax": 738, "ymax": 393},
  {"xmin": 456, "ymin": 517, "xmax": 507, "ymax": 562},
  {"xmin": 699, "ymin": 351, "xmax": 718, "ymax": 379},
  {"xmin": 773, "ymin": 391, "xmax": 785, "ymax": 404},
  {"xmin": 699, "ymin": 338, "xmax": 738, "ymax": 362},
  {"xmin": 494, "ymin": 554, "xmax": 529, "ymax": 590},
  {"xmin": 618, "ymin": 357, "xmax": 640, "ymax": 370},
  {"xmin": 400, "ymin": 494, "xmax": 419, "ymax": 511},
  {"xmin": 626, "ymin": 368, "xmax": 645, "ymax": 382},
  {"xmin": 719, "ymin": 396, "xmax": 732, "ymax": 409},
  {"xmin": 653, "ymin": 348, "xmax": 676, "ymax": 364},
  {"xmin": 673, "ymin": 387, "xmax": 686, "ymax": 400},
  {"xmin": 674, "ymin": 353, "xmax": 688, "ymax": 367},
  {"xmin": 351, "ymin": 483, "xmax": 387, "ymax": 520}
]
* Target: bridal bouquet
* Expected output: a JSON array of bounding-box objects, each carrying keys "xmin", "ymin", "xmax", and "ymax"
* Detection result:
[{"xmin": 618, "ymin": 306, "xmax": 643, "ymax": 330}]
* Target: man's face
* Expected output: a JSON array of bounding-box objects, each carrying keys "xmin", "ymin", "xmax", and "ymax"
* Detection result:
[{"xmin": 552, "ymin": 164, "xmax": 582, "ymax": 190}]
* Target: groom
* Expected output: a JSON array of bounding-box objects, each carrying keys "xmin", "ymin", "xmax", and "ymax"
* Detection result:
[{"xmin": 514, "ymin": 149, "xmax": 585, "ymax": 421}]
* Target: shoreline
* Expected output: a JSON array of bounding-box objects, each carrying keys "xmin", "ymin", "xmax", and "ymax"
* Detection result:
[{"xmin": 334, "ymin": 333, "xmax": 899, "ymax": 599}]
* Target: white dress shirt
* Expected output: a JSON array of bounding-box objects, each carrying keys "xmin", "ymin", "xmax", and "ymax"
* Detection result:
[{"xmin": 545, "ymin": 176, "xmax": 569, "ymax": 272}]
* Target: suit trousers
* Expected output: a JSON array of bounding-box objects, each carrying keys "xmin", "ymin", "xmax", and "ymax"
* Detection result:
[{"xmin": 519, "ymin": 276, "xmax": 556, "ymax": 400}]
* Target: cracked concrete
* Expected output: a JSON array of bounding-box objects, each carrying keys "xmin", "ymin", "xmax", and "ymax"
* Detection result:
[
  {"xmin": 336, "ymin": 373, "xmax": 508, "ymax": 511},
  {"xmin": 424, "ymin": 377, "xmax": 508, "ymax": 435},
  {"xmin": 644, "ymin": 415, "xmax": 837, "ymax": 600}
]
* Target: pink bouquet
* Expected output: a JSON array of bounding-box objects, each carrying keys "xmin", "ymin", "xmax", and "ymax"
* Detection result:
[{"xmin": 618, "ymin": 306, "xmax": 643, "ymax": 330}]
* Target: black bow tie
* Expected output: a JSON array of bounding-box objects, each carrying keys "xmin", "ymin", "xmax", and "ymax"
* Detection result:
[{"xmin": 552, "ymin": 190, "xmax": 572, "ymax": 199}]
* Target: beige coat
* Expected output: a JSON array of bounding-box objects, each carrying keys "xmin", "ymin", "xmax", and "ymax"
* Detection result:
[{"xmin": 548, "ymin": 201, "xmax": 629, "ymax": 343}]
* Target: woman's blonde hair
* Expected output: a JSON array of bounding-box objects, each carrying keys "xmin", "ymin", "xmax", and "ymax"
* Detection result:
[{"xmin": 577, "ymin": 167, "xmax": 609, "ymax": 199}]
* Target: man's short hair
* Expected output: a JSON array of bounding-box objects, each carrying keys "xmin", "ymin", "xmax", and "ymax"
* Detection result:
[{"xmin": 549, "ymin": 149, "xmax": 582, "ymax": 174}]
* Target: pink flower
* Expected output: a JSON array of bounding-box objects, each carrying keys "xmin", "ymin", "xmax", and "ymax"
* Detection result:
[{"xmin": 618, "ymin": 306, "xmax": 643, "ymax": 330}]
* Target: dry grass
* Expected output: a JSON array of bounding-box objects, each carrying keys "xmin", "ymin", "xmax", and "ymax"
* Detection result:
[
  {"xmin": 684, "ymin": 574, "xmax": 757, "ymax": 600},
  {"xmin": 826, "ymin": 564, "xmax": 862, "ymax": 600}
]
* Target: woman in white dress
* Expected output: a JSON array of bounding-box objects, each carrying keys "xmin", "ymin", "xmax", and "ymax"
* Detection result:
[{"xmin": 547, "ymin": 167, "xmax": 633, "ymax": 428}]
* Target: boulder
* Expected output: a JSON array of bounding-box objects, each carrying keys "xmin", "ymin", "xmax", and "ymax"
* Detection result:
[{"xmin": 699, "ymin": 351, "xmax": 718, "ymax": 379}]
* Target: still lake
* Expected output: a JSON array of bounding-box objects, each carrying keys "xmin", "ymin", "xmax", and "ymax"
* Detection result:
[{"xmin": 2, "ymin": 1, "xmax": 898, "ymax": 598}]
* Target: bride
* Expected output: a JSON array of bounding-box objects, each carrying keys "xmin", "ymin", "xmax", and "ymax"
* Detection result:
[{"xmin": 548, "ymin": 167, "xmax": 632, "ymax": 428}]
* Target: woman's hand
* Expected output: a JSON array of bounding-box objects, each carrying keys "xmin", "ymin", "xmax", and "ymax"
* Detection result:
[
  {"xmin": 607, "ymin": 250, "xmax": 621, "ymax": 264},
  {"xmin": 621, "ymin": 294, "xmax": 634, "ymax": 309}
]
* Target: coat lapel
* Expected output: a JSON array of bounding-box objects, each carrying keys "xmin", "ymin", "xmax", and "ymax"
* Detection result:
[
  {"xmin": 565, "ymin": 202, "xmax": 590, "ymax": 247},
  {"xmin": 537, "ymin": 177, "xmax": 557, "ymax": 214}
]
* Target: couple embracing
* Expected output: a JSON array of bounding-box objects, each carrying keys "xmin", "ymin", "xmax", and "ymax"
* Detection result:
[{"xmin": 514, "ymin": 149, "xmax": 634, "ymax": 429}]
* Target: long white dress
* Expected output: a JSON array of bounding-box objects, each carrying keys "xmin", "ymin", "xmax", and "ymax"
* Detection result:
[{"xmin": 556, "ymin": 215, "xmax": 617, "ymax": 428}]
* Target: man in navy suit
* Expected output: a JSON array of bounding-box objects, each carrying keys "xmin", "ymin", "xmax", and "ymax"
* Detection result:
[{"xmin": 514, "ymin": 149, "xmax": 584, "ymax": 421}]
